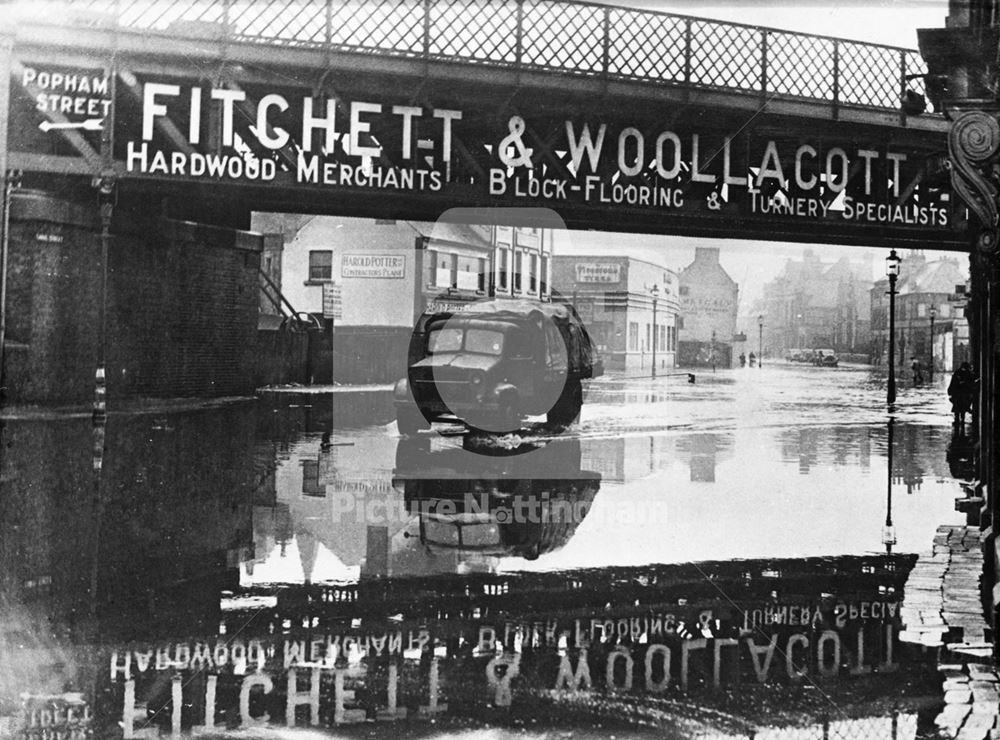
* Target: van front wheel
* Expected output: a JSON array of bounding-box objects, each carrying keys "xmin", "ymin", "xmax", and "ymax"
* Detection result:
[{"xmin": 547, "ymin": 380, "xmax": 582, "ymax": 428}]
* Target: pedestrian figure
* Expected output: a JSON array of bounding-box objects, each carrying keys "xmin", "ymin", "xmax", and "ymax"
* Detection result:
[
  {"xmin": 911, "ymin": 357, "xmax": 923, "ymax": 386},
  {"xmin": 948, "ymin": 362, "xmax": 975, "ymax": 428},
  {"xmin": 739, "ymin": 352, "xmax": 746, "ymax": 368},
  {"xmin": 748, "ymin": 352, "xmax": 756, "ymax": 368}
]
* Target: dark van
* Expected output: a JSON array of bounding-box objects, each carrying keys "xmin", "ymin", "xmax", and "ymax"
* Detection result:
[{"xmin": 394, "ymin": 298, "xmax": 602, "ymax": 434}]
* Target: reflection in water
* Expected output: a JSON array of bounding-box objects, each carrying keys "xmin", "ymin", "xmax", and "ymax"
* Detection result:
[
  {"xmin": 884, "ymin": 418, "xmax": 896, "ymax": 554},
  {"xmin": 0, "ymin": 387, "xmax": 964, "ymax": 737},
  {"xmin": 391, "ymin": 435, "xmax": 600, "ymax": 566},
  {"xmin": 946, "ymin": 425, "xmax": 977, "ymax": 482},
  {"xmin": 676, "ymin": 433, "xmax": 731, "ymax": 482}
]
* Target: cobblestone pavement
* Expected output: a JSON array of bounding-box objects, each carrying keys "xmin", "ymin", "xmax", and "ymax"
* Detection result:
[{"xmin": 901, "ymin": 525, "xmax": 998, "ymax": 739}]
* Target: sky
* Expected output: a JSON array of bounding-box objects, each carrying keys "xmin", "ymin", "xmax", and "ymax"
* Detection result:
[
  {"xmin": 551, "ymin": 230, "xmax": 884, "ymax": 326},
  {"xmin": 564, "ymin": 0, "xmax": 954, "ymax": 311},
  {"xmin": 596, "ymin": 0, "xmax": 948, "ymax": 48}
]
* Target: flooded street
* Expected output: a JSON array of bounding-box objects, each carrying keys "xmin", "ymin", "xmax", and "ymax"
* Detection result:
[{"xmin": 0, "ymin": 363, "xmax": 974, "ymax": 737}]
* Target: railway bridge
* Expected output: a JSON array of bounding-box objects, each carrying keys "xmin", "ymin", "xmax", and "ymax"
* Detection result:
[{"xmin": 0, "ymin": 0, "xmax": 997, "ymax": 657}]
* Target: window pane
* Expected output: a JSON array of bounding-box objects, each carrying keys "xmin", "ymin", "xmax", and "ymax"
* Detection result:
[
  {"xmin": 428, "ymin": 328, "xmax": 463, "ymax": 354},
  {"xmin": 308, "ymin": 251, "xmax": 333, "ymax": 281},
  {"xmin": 465, "ymin": 330, "xmax": 504, "ymax": 355}
]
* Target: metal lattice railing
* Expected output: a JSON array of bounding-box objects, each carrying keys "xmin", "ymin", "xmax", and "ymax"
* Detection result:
[{"xmin": 43, "ymin": 0, "xmax": 928, "ymax": 113}]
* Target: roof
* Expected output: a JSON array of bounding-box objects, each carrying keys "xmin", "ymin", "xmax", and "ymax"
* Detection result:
[
  {"xmin": 465, "ymin": 298, "xmax": 573, "ymax": 321},
  {"xmin": 418, "ymin": 299, "xmax": 578, "ymax": 332},
  {"xmin": 678, "ymin": 249, "xmax": 737, "ymax": 287},
  {"xmin": 290, "ymin": 216, "xmax": 492, "ymax": 251},
  {"xmin": 897, "ymin": 258, "xmax": 966, "ymax": 295},
  {"xmin": 409, "ymin": 221, "xmax": 493, "ymax": 249}
]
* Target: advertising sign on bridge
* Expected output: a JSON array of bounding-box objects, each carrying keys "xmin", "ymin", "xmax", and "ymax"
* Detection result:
[{"xmin": 6, "ymin": 56, "xmax": 958, "ymax": 248}]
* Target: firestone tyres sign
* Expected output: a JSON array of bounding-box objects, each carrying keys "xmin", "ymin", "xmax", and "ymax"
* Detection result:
[{"xmin": 575, "ymin": 263, "xmax": 622, "ymax": 283}]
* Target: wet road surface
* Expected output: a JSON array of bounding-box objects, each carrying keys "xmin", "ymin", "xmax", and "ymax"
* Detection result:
[{"xmin": 0, "ymin": 363, "xmax": 975, "ymax": 738}]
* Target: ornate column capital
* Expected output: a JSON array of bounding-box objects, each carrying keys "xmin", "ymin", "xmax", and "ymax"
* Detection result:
[{"xmin": 949, "ymin": 110, "xmax": 1000, "ymax": 254}]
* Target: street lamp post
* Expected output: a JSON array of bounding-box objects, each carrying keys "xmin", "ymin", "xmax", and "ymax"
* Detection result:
[
  {"xmin": 928, "ymin": 304, "xmax": 936, "ymax": 383},
  {"xmin": 757, "ymin": 314, "xmax": 764, "ymax": 368},
  {"xmin": 650, "ymin": 284, "xmax": 660, "ymax": 379},
  {"xmin": 886, "ymin": 250, "xmax": 901, "ymax": 405}
]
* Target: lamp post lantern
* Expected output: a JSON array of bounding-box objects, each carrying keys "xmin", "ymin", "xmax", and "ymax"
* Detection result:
[
  {"xmin": 757, "ymin": 314, "xmax": 764, "ymax": 368},
  {"xmin": 650, "ymin": 284, "xmax": 660, "ymax": 379},
  {"xmin": 886, "ymin": 250, "xmax": 901, "ymax": 405},
  {"xmin": 928, "ymin": 304, "xmax": 936, "ymax": 383}
]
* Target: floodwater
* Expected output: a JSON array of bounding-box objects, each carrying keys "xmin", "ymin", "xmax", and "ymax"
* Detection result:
[{"xmin": 0, "ymin": 363, "xmax": 974, "ymax": 738}]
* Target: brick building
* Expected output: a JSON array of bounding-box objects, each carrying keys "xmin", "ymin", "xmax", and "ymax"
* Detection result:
[
  {"xmin": 870, "ymin": 252, "xmax": 969, "ymax": 374},
  {"xmin": 551, "ymin": 254, "xmax": 679, "ymax": 373},
  {"xmin": 677, "ymin": 247, "xmax": 740, "ymax": 367},
  {"xmin": 261, "ymin": 216, "xmax": 494, "ymax": 323},
  {"xmin": 285, "ymin": 217, "xmax": 489, "ymax": 384},
  {"xmin": 762, "ymin": 249, "xmax": 873, "ymax": 358},
  {"xmin": 491, "ymin": 226, "xmax": 552, "ymax": 301},
  {"xmin": 4, "ymin": 189, "xmax": 272, "ymax": 405}
]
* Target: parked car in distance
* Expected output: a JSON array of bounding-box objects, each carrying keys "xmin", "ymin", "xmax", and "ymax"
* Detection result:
[
  {"xmin": 812, "ymin": 348, "xmax": 839, "ymax": 367},
  {"xmin": 394, "ymin": 298, "xmax": 602, "ymax": 435},
  {"xmin": 786, "ymin": 348, "xmax": 806, "ymax": 362}
]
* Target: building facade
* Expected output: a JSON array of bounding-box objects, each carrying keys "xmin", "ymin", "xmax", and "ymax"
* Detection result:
[
  {"xmin": 551, "ymin": 255, "xmax": 679, "ymax": 373},
  {"xmin": 249, "ymin": 215, "xmax": 496, "ymax": 383},
  {"xmin": 870, "ymin": 253, "xmax": 969, "ymax": 374},
  {"xmin": 762, "ymin": 249, "xmax": 873, "ymax": 359},
  {"xmin": 491, "ymin": 226, "xmax": 552, "ymax": 301},
  {"xmin": 268, "ymin": 216, "xmax": 494, "ymax": 324},
  {"xmin": 677, "ymin": 247, "xmax": 740, "ymax": 367}
]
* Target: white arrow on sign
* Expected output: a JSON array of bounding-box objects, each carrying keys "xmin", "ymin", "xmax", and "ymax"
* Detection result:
[{"xmin": 38, "ymin": 118, "xmax": 104, "ymax": 132}]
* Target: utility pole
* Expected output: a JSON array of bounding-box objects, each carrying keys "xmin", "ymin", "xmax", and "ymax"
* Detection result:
[
  {"xmin": 886, "ymin": 251, "xmax": 900, "ymax": 406},
  {"xmin": 651, "ymin": 284, "xmax": 660, "ymax": 379}
]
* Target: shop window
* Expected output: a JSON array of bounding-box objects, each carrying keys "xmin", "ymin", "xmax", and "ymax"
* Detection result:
[
  {"xmin": 426, "ymin": 249, "xmax": 437, "ymax": 286},
  {"xmin": 457, "ymin": 256, "xmax": 478, "ymax": 291},
  {"xmin": 498, "ymin": 249, "xmax": 509, "ymax": 291},
  {"xmin": 628, "ymin": 322, "xmax": 639, "ymax": 351},
  {"xmin": 436, "ymin": 255, "xmax": 451, "ymax": 288}
]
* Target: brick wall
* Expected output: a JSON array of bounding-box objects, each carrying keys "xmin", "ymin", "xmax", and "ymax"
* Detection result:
[
  {"xmin": 3, "ymin": 189, "xmax": 266, "ymax": 404},
  {"xmin": 254, "ymin": 329, "xmax": 309, "ymax": 388},
  {"xmin": 0, "ymin": 402, "xmax": 258, "ymax": 641}
]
